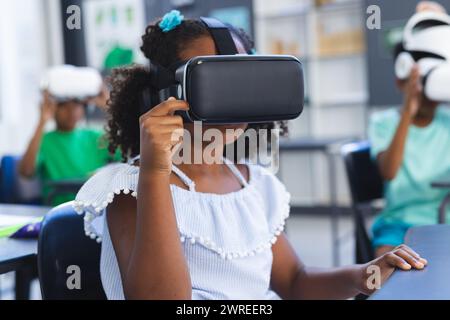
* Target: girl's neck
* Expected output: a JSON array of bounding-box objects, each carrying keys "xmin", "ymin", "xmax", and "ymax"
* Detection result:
[{"xmin": 176, "ymin": 141, "xmax": 226, "ymax": 177}]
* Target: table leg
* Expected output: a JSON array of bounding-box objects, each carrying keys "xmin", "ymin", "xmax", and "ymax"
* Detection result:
[
  {"xmin": 438, "ymin": 193, "xmax": 450, "ymax": 224},
  {"xmin": 15, "ymin": 264, "xmax": 37, "ymax": 300}
]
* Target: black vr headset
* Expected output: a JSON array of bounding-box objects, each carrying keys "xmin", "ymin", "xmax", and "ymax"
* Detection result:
[{"xmin": 141, "ymin": 17, "xmax": 305, "ymax": 124}]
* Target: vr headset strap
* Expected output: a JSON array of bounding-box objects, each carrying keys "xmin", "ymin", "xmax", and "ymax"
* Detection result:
[
  {"xmin": 200, "ymin": 17, "xmax": 238, "ymax": 55},
  {"xmin": 148, "ymin": 62, "xmax": 176, "ymax": 90},
  {"xmin": 141, "ymin": 17, "xmax": 238, "ymax": 115},
  {"xmin": 140, "ymin": 62, "xmax": 175, "ymax": 115}
]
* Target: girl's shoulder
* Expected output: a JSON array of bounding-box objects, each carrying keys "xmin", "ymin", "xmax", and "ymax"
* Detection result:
[
  {"xmin": 246, "ymin": 163, "xmax": 291, "ymax": 219},
  {"xmin": 73, "ymin": 163, "xmax": 138, "ymax": 241},
  {"xmin": 75, "ymin": 162, "xmax": 138, "ymax": 212},
  {"xmin": 247, "ymin": 163, "xmax": 288, "ymax": 193}
]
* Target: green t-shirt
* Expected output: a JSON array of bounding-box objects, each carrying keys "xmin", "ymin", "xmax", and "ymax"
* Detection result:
[
  {"xmin": 37, "ymin": 128, "xmax": 119, "ymax": 206},
  {"xmin": 369, "ymin": 107, "xmax": 450, "ymax": 226}
]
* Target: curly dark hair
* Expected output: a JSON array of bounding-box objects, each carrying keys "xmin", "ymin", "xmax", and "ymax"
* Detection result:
[{"xmin": 106, "ymin": 18, "xmax": 288, "ymax": 162}]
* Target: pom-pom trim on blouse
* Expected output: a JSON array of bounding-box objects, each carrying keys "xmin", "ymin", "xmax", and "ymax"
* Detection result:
[
  {"xmin": 73, "ymin": 164, "xmax": 291, "ymax": 259},
  {"xmin": 73, "ymin": 186, "xmax": 291, "ymax": 260},
  {"xmin": 73, "ymin": 188, "xmax": 137, "ymax": 243}
]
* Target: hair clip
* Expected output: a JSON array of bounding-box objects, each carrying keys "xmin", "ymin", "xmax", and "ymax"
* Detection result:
[{"xmin": 159, "ymin": 10, "xmax": 184, "ymax": 33}]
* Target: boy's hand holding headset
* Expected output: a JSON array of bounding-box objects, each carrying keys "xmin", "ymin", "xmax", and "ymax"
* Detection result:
[
  {"xmin": 39, "ymin": 91, "xmax": 57, "ymax": 125},
  {"xmin": 88, "ymin": 84, "xmax": 110, "ymax": 110}
]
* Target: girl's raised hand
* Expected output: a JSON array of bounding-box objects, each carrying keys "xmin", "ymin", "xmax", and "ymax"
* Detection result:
[
  {"xmin": 359, "ymin": 244, "xmax": 427, "ymax": 296},
  {"xmin": 139, "ymin": 97, "xmax": 189, "ymax": 176}
]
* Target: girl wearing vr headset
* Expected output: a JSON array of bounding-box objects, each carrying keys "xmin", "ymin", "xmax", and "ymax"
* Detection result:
[
  {"xmin": 369, "ymin": 2, "xmax": 450, "ymax": 258},
  {"xmin": 75, "ymin": 11, "xmax": 425, "ymax": 300}
]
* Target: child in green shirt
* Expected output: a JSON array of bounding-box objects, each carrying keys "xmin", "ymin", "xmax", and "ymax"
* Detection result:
[{"xmin": 19, "ymin": 89, "xmax": 117, "ymax": 206}]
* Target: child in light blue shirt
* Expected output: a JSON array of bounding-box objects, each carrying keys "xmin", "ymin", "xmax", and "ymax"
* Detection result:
[
  {"xmin": 369, "ymin": 106, "xmax": 450, "ymax": 251},
  {"xmin": 369, "ymin": 2, "xmax": 450, "ymax": 256}
]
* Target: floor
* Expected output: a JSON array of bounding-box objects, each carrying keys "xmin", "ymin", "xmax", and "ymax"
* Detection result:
[{"xmin": 0, "ymin": 214, "xmax": 356, "ymax": 300}]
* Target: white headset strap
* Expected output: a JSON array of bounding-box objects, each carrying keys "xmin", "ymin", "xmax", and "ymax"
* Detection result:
[{"xmin": 403, "ymin": 11, "xmax": 450, "ymax": 45}]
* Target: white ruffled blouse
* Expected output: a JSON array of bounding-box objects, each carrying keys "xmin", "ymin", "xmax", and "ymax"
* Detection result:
[{"xmin": 74, "ymin": 159, "xmax": 291, "ymax": 300}]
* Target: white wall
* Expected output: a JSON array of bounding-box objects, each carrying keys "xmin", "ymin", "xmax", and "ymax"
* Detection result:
[{"xmin": 0, "ymin": 0, "xmax": 63, "ymax": 157}]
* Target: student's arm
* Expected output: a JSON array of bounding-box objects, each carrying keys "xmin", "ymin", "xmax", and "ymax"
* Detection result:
[
  {"xmin": 18, "ymin": 92, "xmax": 55, "ymax": 178},
  {"xmin": 376, "ymin": 66, "xmax": 421, "ymax": 181},
  {"xmin": 107, "ymin": 98, "xmax": 191, "ymax": 300},
  {"xmin": 271, "ymin": 234, "xmax": 427, "ymax": 300}
]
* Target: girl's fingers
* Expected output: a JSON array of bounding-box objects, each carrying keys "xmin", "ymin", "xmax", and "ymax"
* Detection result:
[
  {"xmin": 150, "ymin": 115, "xmax": 184, "ymax": 125},
  {"xmin": 147, "ymin": 126, "xmax": 184, "ymax": 143},
  {"xmin": 159, "ymin": 131, "xmax": 184, "ymax": 147},
  {"xmin": 396, "ymin": 244, "xmax": 420, "ymax": 259},
  {"xmin": 157, "ymin": 125, "xmax": 185, "ymax": 134},
  {"xmin": 145, "ymin": 98, "xmax": 189, "ymax": 117},
  {"xmin": 393, "ymin": 249, "xmax": 425, "ymax": 270},
  {"xmin": 385, "ymin": 253, "xmax": 412, "ymax": 271},
  {"xmin": 140, "ymin": 115, "xmax": 184, "ymax": 132},
  {"xmin": 397, "ymin": 245, "xmax": 428, "ymax": 265}
]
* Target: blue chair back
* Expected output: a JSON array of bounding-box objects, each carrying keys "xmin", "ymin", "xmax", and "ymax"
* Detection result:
[
  {"xmin": 341, "ymin": 141, "xmax": 384, "ymax": 265},
  {"xmin": 38, "ymin": 202, "xmax": 106, "ymax": 300},
  {"xmin": 0, "ymin": 155, "xmax": 42, "ymax": 204},
  {"xmin": 0, "ymin": 155, "xmax": 20, "ymax": 203}
]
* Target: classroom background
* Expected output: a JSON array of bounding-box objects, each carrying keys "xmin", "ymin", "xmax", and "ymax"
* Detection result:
[{"xmin": 0, "ymin": 0, "xmax": 449, "ymax": 300}]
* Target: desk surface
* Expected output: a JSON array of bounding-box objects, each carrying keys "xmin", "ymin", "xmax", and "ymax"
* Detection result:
[
  {"xmin": 0, "ymin": 204, "xmax": 50, "ymax": 274},
  {"xmin": 371, "ymin": 225, "xmax": 450, "ymax": 300},
  {"xmin": 0, "ymin": 238, "xmax": 37, "ymax": 273},
  {"xmin": 431, "ymin": 173, "xmax": 450, "ymax": 189},
  {"xmin": 0, "ymin": 204, "xmax": 50, "ymax": 217}
]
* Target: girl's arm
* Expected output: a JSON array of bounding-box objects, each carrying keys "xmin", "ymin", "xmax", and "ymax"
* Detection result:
[
  {"xmin": 19, "ymin": 91, "xmax": 55, "ymax": 178},
  {"xmin": 107, "ymin": 98, "xmax": 192, "ymax": 300},
  {"xmin": 377, "ymin": 66, "xmax": 421, "ymax": 181},
  {"xmin": 271, "ymin": 235, "xmax": 427, "ymax": 300}
]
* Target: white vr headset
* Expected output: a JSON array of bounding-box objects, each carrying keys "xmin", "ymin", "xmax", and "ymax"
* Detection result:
[
  {"xmin": 395, "ymin": 11, "xmax": 450, "ymax": 102},
  {"xmin": 40, "ymin": 65, "xmax": 103, "ymax": 103}
]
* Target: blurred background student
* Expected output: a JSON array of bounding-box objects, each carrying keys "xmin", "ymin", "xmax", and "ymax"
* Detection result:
[
  {"xmin": 18, "ymin": 66, "xmax": 119, "ymax": 206},
  {"xmin": 369, "ymin": 2, "xmax": 450, "ymax": 256}
]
